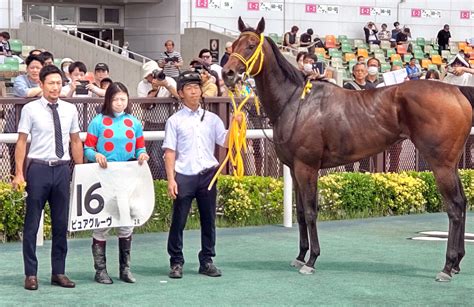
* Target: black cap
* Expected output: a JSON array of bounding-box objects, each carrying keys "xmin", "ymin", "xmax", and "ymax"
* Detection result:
[
  {"xmin": 177, "ymin": 71, "xmax": 202, "ymax": 91},
  {"xmin": 95, "ymin": 63, "xmax": 109, "ymax": 72}
]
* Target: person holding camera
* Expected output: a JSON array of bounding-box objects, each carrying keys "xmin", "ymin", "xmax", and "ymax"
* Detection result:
[
  {"xmin": 61, "ymin": 61, "xmax": 91, "ymax": 97},
  {"xmin": 137, "ymin": 60, "xmax": 178, "ymax": 179},
  {"xmin": 364, "ymin": 22, "xmax": 380, "ymax": 45},
  {"xmin": 158, "ymin": 40, "xmax": 183, "ymax": 81}
]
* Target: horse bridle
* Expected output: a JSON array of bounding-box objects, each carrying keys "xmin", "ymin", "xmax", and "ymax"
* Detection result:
[{"xmin": 230, "ymin": 31, "xmax": 265, "ymax": 79}]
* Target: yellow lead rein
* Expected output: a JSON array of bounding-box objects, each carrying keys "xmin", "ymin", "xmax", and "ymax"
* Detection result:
[{"xmin": 207, "ymin": 32, "xmax": 265, "ymax": 190}]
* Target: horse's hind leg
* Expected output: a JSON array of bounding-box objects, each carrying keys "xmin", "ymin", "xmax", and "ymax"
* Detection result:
[
  {"xmin": 451, "ymin": 176, "xmax": 466, "ymax": 275},
  {"xmin": 293, "ymin": 161, "xmax": 320, "ymax": 275},
  {"xmin": 290, "ymin": 175, "xmax": 308, "ymax": 269},
  {"xmin": 430, "ymin": 166, "xmax": 467, "ymax": 282}
]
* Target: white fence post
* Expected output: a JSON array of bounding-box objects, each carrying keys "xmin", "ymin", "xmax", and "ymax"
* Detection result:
[{"xmin": 283, "ymin": 165, "xmax": 293, "ymax": 228}]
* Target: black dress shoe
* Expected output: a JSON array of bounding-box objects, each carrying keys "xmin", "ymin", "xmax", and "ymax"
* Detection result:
[
  {"xmin": 51, "ymin": 274, "xmax": 76, "ymax": 288},
  {"xmin": 169, "ymin": 264, "xmax": 183, "ymax": 279},
  {"xmin": 198, "ymin": 263, "xmax": 222, "ymax": 277},
  {"xmin": 24, "ymin": 276, "xmax": 38, "ymax": 290}
]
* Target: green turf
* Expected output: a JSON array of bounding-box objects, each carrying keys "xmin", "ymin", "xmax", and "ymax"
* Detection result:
[{"xmin": 0, "ymin": 213, "xmax": 473, "ymax": 306}]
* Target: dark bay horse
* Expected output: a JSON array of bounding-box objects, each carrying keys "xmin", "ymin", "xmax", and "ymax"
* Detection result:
[{"xmin": 222, "ymin": 17, "xmax": 472, "ymax": 282}]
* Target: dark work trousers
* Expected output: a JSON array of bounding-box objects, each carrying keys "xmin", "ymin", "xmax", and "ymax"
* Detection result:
[
  {"xmin": 23, "ymin": 162, "xmax": 71, "ymax": 276},
  {"xmin": 167, "ymin": 168, "xmax": 217, "ymax": 266}
]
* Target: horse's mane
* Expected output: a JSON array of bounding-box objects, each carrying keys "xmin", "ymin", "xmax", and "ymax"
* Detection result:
[{"xmin": 264, "ymin": 37, "xmax": 305, "ymax": 86}]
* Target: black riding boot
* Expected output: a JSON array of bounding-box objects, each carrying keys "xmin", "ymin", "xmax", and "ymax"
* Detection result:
[
  {"xmin": 119, "ymin": 236, "xmax": 136, "ymax": 283},
  {"xmin": 92, "ymin": 239, "xmax": 113, "ymax": 284}
]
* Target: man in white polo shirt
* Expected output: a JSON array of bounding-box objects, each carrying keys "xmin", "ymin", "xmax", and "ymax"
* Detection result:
[
  {"xmin": 12, "ymin": 65, "xmax": 83, "ymax": 291},
  {"xmin": 163, "ymin": 71, "xmax": 242, "ymax": 279}
]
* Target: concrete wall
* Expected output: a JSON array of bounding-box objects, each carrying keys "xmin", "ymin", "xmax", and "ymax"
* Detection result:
[
  {"xmin": 17, "ymin": 22, "xmax": 142, "ymax": 96},
  {"xmin": 124, "ymin": 0, "xmax": 181, "ymax": 60},
  {"xmin": 180, "ymin": 27, "xmax": 237, "ymax": 67},
  {"xmin": 0, "ymin": 0, "xmax": 23, "ymax": 29},
  {"xmin": 181, "ymin": 0, "xmax": 474, "ymax": 41}
]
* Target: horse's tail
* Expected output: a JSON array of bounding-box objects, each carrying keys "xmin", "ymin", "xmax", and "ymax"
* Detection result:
[{"xmin": 457, "ymin": 85, "xmax": 474, "ymax": 109}]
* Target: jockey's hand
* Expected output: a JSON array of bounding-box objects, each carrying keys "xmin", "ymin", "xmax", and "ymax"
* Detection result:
[
  {"xmin": 95, "ymin": 153, "xmax": 108, "ymax": 168},
  {"xmin": 231, "ymin": 112, "xmax": 244, "ymax": 125},
  {"xmin": 453, "ymin": 66, "xmax": 466, "ymax": 76},
  {"xmin": 138, "ymin": 153, "xmax": 149, "ymax": 165}
]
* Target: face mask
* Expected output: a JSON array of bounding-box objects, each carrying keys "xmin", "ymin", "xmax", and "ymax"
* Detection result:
[
  {"xmin": 63, "ymin": 66, "xmax": 69, "ymax": 73},
  {"xmin": 114, "ymin": 111, "xmax": 125, "ymax": 117},
  {"xmin": 303, "ymin": 63, "xmax": 313, "ymax": 73},
  {"xmin": 367, "ymin": 66, "xmax": 378, "ymax": 75}
]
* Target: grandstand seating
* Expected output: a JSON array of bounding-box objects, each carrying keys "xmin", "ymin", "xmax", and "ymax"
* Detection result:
[
  {"xmin": 9, "ymin": 39, "xmax": 23, "ymax": 55},
  {"xmin": 431, "ymin": 55, "xmax": 442, "ymax": 65},
  {"xmin": 325, "ymin": 35, "xmax": 336, "ymax": 48},
  {"xmin": 403, "ymin": 54, "xmax": 413, "ymax": 63}
]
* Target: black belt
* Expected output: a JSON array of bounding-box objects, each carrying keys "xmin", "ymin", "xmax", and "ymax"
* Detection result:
[
  {"xmin": 198, "ymin": 166, "xmax": 217, "ymax": 175},
  {"xmin": 30, "ymin": 159, "xmax": 70, "ymax": 167}
]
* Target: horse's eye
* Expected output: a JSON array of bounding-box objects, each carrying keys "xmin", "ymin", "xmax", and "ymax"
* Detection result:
[{"xmin": 248, "ymin": 44, "xmax": 256, "ymax": 50}]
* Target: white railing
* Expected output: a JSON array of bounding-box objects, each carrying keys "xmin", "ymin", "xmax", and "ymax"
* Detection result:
[
  {"xmin": 28, "ymin": 15, "xmax": 153, "ymax": 64},
  {"xmin": 184, "ymin": 21, "xmax": 240, "ymax": 36},
  {"xmin": 1, "ymin": 129, "xmax": 294, "ymax": 228}
]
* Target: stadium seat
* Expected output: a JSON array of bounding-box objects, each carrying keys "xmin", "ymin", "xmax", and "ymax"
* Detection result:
[
  {"xmin": 370, "ymin": 44, "xmax": 380, "ymax": 53},
  {"xmin": 441, "ymin": 50, "xmax": 450, "ymax": 59},
  {"xmin": 375, "ymin": 53, "xmax": 386, "ymax": 63},
  {"xmin": 331, "ymin": 57, "xmax": 343, "ymax": 68},
  {"xmin": 392, "ymin": 60, "xmax": 403, "ymax": 67},
  {"xmin": 381, "ymin": 62, "xmax": 391, "ymax": 73},
  {"xmin": 344, "ymin": 53, "xmax": 356, "ymax": 62},
  {"xmin": 458, "ymin": 42, "xmax": 467, "ymax": 52},
  {"xmin": 315, "ymin": 48, "xmax": 327, "ymax": 58},
  {"xmin": 429, "ymin": 49, "xmax": 439, "ymax": 57},
  {"xmin": 337, "ymin": 35, "xmax": 347, "ymax": 43},
  {"xmin": 396, "ymin": 44, "xmax": 407, "ymax": 54},
  {"xmin": 431, "ymin": 55, "xmax": 442, "ymax": 65},
  {"xmin": 53, "ymin": 58, "xmax": 62, "ymax": 68},
  {"xmin": 465, "ymin": 46, "xmax": 473, "ymax": 54},
  {"xmin": 424, "ymin": 45, "xmax": 433, "ymax": 54},
  {"xmin": 421, "ymin": 59, "xmax": 432, "ymax": 69},
  {"xmin": 414, "ymin": 50, "xmax": 424, "ymax": 60},
  {"xmin": 21, "ymin": 45, "xmax": 36, "ymax": 58},
  {"xmin": 329, "ymin": 49, "xmax": 342, "ymax": 58},
  {"xmin": 380, "ymin": 40, "xmax": 391, "ymax": 50},
  {"xmin": 4, "ymin": 57, "xmax": 19, "ymax": 70},
  {"xmin": 341, "ymin": 43, "xmax": 353, "ymax": 53},
  {"xmin": 416, "ymin": 37, "xmax": 426, "ymax": 46},
  {"xmin": 403, "ymin": 54, "xmax": 413, "ymax": 63},
  {"xmin": 427, "ymin": 64, "xmax": 438, "ymax": 71},
  {"xmin": 386, "ymin": 48, "xmax": 396, "ymax": 58},
  {"xmin": 268, "ymin": 33, "xmax": 281, "ymax": 44},
  {"xmin": 325, "ymin": 35, "xmax": 336, "ymax": 48},
  {"xmin": 9, "ymin": 39, "xmax": 23, "ymax": 54},
  {"xmin": 357, "ymin": 49, "xmax": 368, "ymax": 58},
  {"xmin": 354, "ymin": 39, "xmax": 364, "ymax": 48},
  {"xmin": 390, "ymin": 54, "xmax": 401, "ymax": 62}
]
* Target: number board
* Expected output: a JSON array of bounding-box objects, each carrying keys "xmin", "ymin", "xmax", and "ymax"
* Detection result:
[{"xmin": 68, "ymin": 161, "xmax": 155, "ymax": 232}]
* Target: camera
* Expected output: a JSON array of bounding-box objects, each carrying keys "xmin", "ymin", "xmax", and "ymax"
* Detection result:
[
  {"xmin": 76, "ymin": 80, "xmax": 89, "ymax": 95},
  {"xmin": 164, "ymin": 56, "xmax": 179, "ymax": 63},
  {"xmin": 192, "ymin": 65, "xmax": 204, "ymax": 73},
  {"xmin": 152, "ymin": 69, "xmax": 166, "ymax": 81}
]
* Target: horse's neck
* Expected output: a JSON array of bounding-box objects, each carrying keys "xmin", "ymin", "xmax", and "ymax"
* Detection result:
[{"xmin": 254, "ymin": 63, "xmax": 300, "ymax": 124}]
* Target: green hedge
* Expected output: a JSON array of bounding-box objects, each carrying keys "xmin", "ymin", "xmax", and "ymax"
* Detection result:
[{"xmin": 1, "ymin": 171, "xmax": 473, "ymax": 241}]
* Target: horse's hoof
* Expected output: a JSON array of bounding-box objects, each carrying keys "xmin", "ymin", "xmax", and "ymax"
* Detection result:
[
  {"xmin": 290, "ymin": 259, "xmax": 305, "ymax": 269},
  {"xmin": 435, "ymin": 271, "xmax": 452, "ymax": 282},
  {"xmin": 451, "ymin": 268, "xmax": 460, "ymax": 275},
  {"xmin": 299, "ymin": 265, "xmax": 315, "ymax": 275}
]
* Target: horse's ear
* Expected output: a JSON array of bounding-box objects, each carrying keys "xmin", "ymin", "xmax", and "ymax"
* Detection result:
[
  {"xmin": 256, "ymin": 17, "xmax": 265, "ymax": 34},
  {"xmin": 238, "ymin": 16, "xmax": 246, "ymax": 33}
]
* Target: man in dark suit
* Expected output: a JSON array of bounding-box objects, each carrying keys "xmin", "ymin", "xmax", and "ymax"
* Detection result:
[{"xmin": 12, "ymin": 65, "xmax": 83, "ymax": 290}]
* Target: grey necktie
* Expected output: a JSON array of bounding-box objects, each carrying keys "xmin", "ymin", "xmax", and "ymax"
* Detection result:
[{"xmin": 48, "ymin": 103, "xmax": 64, "ymax": 158}]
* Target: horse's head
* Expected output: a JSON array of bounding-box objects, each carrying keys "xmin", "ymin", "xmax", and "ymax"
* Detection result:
[{"xmin": 222, "ymin": 17, "xmax": 265, "ymax": 88}]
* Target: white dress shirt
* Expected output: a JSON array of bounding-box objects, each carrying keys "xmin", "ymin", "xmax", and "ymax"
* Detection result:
[
  {"xmin": 162, "ymin": 105, "xmax": 226, "ymax": 175},
  {"xmin": 17, "ymin": 97, "xmax": 80, "ymax": 161}
]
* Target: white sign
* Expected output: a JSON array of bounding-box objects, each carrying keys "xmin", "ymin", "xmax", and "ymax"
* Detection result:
[
  {"xmin": 382, "ymin": 69, "xmax": 407, "ymax": 86},
  {"xmin": 260, "ymin": 1, "xmax": 283, "ymax": 12},
  {"xmin": 371, "ymin": 7, "xmax": 391, "ymax": 16},
  {"xmin": 318, "ymin": 5, "xmax": 339, "ymax": 15},
  {"xmin": 68, "ymin": 161, "xmax": 155, "ymax": 232},
  {"xmin": 422, "ymin": 9, "xmax": 441, "ymax": 18}
]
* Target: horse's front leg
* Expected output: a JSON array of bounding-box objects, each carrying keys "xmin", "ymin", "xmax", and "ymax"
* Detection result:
[
  {"xmin": 290, "ymin": 184, "xmax": 308, "ymax": 269},
  {"xmin": 293, "ymin": 161, "xmax": 320, "ymax": 275}
]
